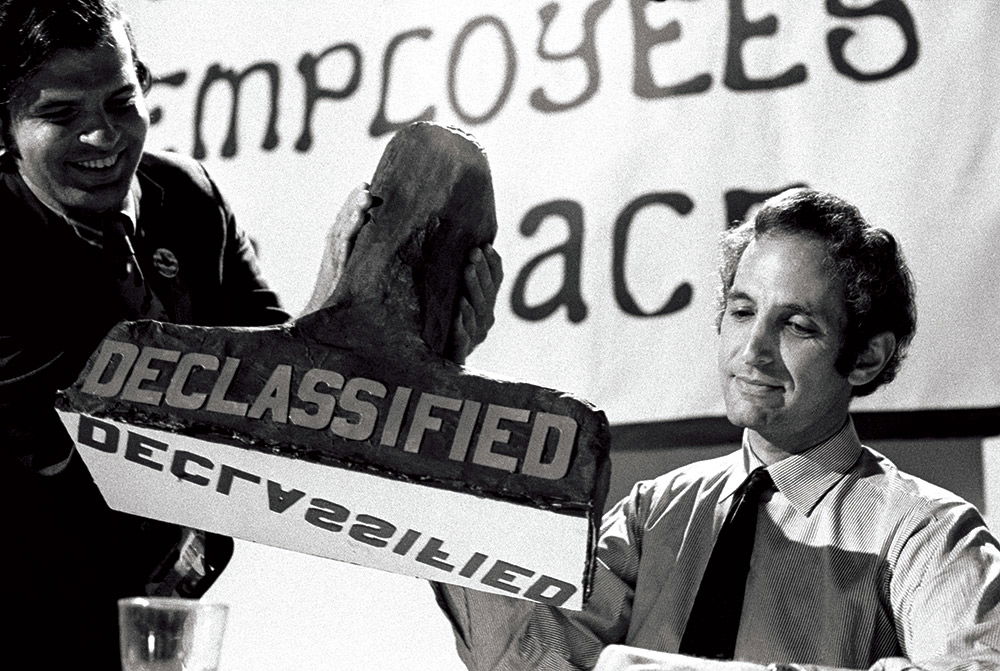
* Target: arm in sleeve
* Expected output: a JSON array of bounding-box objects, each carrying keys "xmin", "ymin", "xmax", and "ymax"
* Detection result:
[
  {"xmin": 203, "ymin": 168, "xmax": 290, "ymax": 326},
  {"xmin": 0, "ymin": 330, "xmax": 92, "ymax": 471},
  {"xmin": 889, "ymin": 501, "xmax": 1000, "ymax": 671},
  {"xmin": 431, "ymin": 481, "xmax": 655, "ymax": 670}
]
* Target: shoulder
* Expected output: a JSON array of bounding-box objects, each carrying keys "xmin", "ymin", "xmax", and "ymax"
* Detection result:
[
  {"xmin": 134, "ymin": 150, "xmax": 235, "ymax": 234},
  {"xmin": 855, "ymin": 448, "xmax": 1000, "ymax": 615},
  {"xmin": 648, "ymin": 451, "xmax": 738, "ymax": 495},
  {"xmin": 136, "ymin": 150, "xmax": 222, "ymax": 200},
  {"xmin": 855, "ymin": 446, "xmax": 972, "ymax": 515},
  {"xmin": 0, "ymin": 174, "xmax": 55, "ymax": 269},
  {"xmin": 617, "ymin": 451, "xmax": 740, "ymax": 521},
  {"xmin": 139, "ymin": 149, "xmax": 210, "ymax": 180},
  {"xmin": 853, "ymin": 446, "xmax": 992, "ymax": 555}
]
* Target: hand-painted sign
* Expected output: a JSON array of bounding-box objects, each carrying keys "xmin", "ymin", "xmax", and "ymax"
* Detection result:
[{"xmin": 57, "ymin": 123, "xmax": 611, "ymax": 609}]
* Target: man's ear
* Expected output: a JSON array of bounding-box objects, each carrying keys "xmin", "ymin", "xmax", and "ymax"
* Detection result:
[{"xmin": 848, "ymin": 331, "xmax": 897, "ymax": 387}]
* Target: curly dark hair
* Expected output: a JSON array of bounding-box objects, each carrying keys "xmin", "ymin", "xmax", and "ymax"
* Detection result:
[
  {"xmin": 716, "ymin": 188, "xmax": 917, "ymax": 397},
  {"xmin": 0, "ymin": 0, "xmax": 151, "ymax": 171}
]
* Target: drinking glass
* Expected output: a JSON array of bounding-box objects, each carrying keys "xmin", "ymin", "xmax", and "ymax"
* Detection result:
[{"xmin": 118, "ymin": 597, "xmax": 229, "ymax": 671}]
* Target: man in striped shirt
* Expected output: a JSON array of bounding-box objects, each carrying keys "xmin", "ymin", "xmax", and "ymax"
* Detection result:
[{"xmin": 435, "ymin": 188, "xmax": 1000, "ymax": 671}]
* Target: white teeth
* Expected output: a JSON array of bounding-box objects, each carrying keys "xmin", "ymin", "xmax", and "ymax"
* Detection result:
[{"xmin": 77, "ymin": 153, "xmax": 119, "ymax": 169}]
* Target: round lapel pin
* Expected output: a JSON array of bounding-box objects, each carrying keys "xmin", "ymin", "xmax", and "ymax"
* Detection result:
[{"xmin": 152, "ymin": 248, "xmax": 180, "ymax": 278}]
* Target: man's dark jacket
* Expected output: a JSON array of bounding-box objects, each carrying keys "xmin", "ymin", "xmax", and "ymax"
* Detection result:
[{"xmin": 0, "ymin": 150, "xmax": 289, "ymax": 666}]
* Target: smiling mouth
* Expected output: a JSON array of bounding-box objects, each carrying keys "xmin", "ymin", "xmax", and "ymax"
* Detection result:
[{"xmin": 72, "ymin": 151, "xmax": 122, "ymax": 170}]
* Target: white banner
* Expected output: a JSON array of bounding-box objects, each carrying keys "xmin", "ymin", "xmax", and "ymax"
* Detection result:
[{"xmin": 121, "ymin": 0, "xmax": 1000, "ymax": 428}]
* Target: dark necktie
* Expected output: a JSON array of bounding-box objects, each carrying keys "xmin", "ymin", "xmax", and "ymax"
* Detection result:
[
  {"xmin": 678, "ymin": 466, "xmax": 775, "ymax": 660},
  {"xmin": 102, "ymin": 214, "xmax": 160, "ymax": 319}
]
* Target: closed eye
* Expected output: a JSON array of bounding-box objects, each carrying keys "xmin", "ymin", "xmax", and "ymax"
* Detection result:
[
  {"xmin": 786, "ymin": 320, "xmax": 817, "ymax": 337},
  {"xmin": 727, "ymin": 304, "xmax": 754, "ymax": 320},
  {"xmin": 36, "ymin": 106, "xmax": 78, "ymax": 123}
]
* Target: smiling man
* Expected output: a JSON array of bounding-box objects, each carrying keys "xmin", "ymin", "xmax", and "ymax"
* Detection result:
[
  {"xmin": 5, "ymin": 17, "xmax": 147, "ymax": 218},
  {"xmin": 0, "ymin": 3, "xmax": 297, "ymax": 667},
  {"xmin": 435, "ymin": 188, "xmax": 1000, "ymax": 671}
]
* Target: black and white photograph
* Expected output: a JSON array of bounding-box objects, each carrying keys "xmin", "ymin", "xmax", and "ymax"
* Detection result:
[{"xmin": 1, "ymin": 1, "xmax": 997, "ymax": 669}]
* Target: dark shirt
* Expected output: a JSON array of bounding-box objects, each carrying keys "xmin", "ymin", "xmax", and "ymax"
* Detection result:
[{"xmin": 0, "ymin": 150, "xmax": 290, "ymax": 667}]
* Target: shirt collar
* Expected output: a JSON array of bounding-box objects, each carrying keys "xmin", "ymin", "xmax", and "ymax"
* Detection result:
[{"xmin": 721, "ymin": 418, "xmax": 863, "ymax": 516}]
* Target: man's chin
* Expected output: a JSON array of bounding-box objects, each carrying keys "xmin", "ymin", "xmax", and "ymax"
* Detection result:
[{"xmin": 724, "ymin": 403, "xmax": 775, "ymax": 432}]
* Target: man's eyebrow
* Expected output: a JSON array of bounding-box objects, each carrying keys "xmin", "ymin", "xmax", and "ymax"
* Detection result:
[
  {"xmin": 725, "ymin": 289, "xmax": 753, "ymax": 303},
  {"xmin": 781, "ymin": 302, "xmax": 818, "ymax": 317}
]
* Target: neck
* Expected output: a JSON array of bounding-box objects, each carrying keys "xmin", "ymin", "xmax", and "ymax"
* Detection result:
[
  {"xmin": 747, "ymin": 415, "xmax": 850, "ymax": 466},
  {"xmin": 18, "ymin": 171, "xmax": 135, "ymax": 224}
]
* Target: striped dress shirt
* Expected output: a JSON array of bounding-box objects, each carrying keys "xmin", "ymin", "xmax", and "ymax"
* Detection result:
[{"xmin": 434, "ymin": 419, "xmax": 1000, "ymax": 671}]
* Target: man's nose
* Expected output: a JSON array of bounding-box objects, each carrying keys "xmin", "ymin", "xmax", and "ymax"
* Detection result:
[
  {"xmin": 741, "ymin": 319, "xmax": 775, "ymax": 367},
  {"xmin": 78, "ymin": 111, "xmax": 120, "ymax": 148}
]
